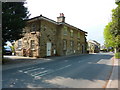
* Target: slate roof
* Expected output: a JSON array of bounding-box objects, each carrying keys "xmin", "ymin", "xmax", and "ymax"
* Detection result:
[{"xmin": 26, "ymin": 14, "xmax": 87, "ymax": 34}]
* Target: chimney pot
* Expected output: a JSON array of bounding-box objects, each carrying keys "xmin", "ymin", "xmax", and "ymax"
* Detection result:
[
  {"xmin": 57, "ymin": 13, "xmax": 65, "ymax": 22},
  {"xmin": 61, "ymin": 13, "xmax": 64, "ymax": 16}
]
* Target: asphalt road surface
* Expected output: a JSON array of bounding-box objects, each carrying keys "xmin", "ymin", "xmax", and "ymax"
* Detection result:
[{"xmin": 2, "ymin": 53, "xmax": 114, "ymax": 88}]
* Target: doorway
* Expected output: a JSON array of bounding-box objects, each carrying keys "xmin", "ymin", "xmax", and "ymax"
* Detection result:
[{"xmin": 47, "ymin": 42, "xmax": 51, "ymax": 56}]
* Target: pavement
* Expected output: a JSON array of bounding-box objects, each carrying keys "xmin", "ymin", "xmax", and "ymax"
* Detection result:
[
  {"xmin": 106, "ymin": 57, "xmax": 119, "ymax": 89},
  {"xmin": 2, "ymin": 53, "xmax": 119, "ymax": 88}
]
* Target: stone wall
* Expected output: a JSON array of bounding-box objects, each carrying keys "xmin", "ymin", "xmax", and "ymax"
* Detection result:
[
  {"xmin": 14, "ymin": 17, "xmax": 87, "ymax": 58},
  {"xmin": 59, "ymin": 25, "xmax": 86, "ymax": 55},
  {"xmin": 39, "ymin": 19, "xmax": 58, "ymax": 57}
]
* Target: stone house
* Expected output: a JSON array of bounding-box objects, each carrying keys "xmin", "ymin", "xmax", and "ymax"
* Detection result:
[
  {"xmin": 14, "ymin": 13, "xmax": 87, "ymax": 57},
  {"xmin": 87, "ymin": 40, "xmax": 100, "ymax": 53}
]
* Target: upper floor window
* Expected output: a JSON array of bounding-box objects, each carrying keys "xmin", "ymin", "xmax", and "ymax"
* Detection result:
[
  {"xmin": 70, "ymin": 40, "xmax": 74, "ymax": 50},
  {"xmin": 63, "ymin": 40, "xmax": 67, "ymax": 50},
  {"xmin": 31, "ymin": 40, "xmax": 35, "ymax": 50},
  {"xmin": 43, "ymin": 25, "xmax": 47, "ymax": 31},
  {"xmin": 77, "ymin": 42, "xmax": 80, "ymax": 50},
  {"xmin": 70, "ymin": 30, "xmax": 73, "ymax": 37},
  {"xmin": 78, "ymin": 32, "xmax": 80, "ymax": 38},
  {"xmin": 18, "ymin": 41, "xmax": 22, "ymax": 49},
  {"xmin": 63, "ymin": 26, "xmax": 67, "ymax": 35},
  {"xmin": 31, "ymin": 24, "xmax": 36, "ymax": 32}
]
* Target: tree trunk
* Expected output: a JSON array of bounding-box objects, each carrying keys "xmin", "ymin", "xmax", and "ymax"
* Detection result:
[
  {"xmin": 114, "ymin": 47, "xmax": 120, "ymax": 53},
  {"xmin": 114, "ymin": 48, "xmax": 117, "ymax": 53}
]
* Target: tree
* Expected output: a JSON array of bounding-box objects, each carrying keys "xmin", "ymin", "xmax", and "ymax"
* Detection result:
[
  {"xmin": 104, "ymin": 22, "xmax": 115, "ymax": 48},
  {"xmin": 110, "ymin": 5, "xmax": 120, "ymax": 37},
  {"xmin": 2, "ymin": 2, "xmax": 29, "ymax": 44},
  {"xmin": 2, "ymin": 2, "xmax": 29, "ymax": 63},
  {"xmin": 104, "ymin": 3, "xmax": 120, "ymax": 53}
]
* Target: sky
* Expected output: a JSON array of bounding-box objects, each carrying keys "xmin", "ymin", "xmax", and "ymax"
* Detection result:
[{"xmin": 24, "ymin": 0, "xmax": 117, "ymax": 45}]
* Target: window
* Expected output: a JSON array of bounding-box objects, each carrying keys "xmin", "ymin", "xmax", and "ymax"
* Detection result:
[
  {"xmin": 77, "ymin": 42, "xmax": 80, "ymax": 50},
  {"xmin": 31, "ymin": 24, "xmax": 36, "ymax": 32},
  {"xmin": 63, "ymin": 26, "xmax": 67, "ymax": 35},
  {"xmin": 18, "ymin": 41, "xmax": 22, "ymax": 49},
  {"xmin": 70, "ymin": 41, "xmax": 74, "ymax": 50},
  {"xmin": 63, "ymin": 40, "xmax": 67, "ymax": 50},
  {"xmin": 43, "ymin": 25, "xmax": 47, "ymax": 31},
  {"xmin": 70, "ymin": 30, "xmax": 73, "ymax": 37},
  {"xmin": 31, "ymin": 40, "xmax": 35, "ymax": 49},
  {"xmin": 78, "ymin": 32, "xmax": 80, "ymax": 38}
]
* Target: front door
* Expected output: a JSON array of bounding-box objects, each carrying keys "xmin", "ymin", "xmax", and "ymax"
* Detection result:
[{"xmin": 47, "ymin": 42, "xmax": 51, "ymax": 56}]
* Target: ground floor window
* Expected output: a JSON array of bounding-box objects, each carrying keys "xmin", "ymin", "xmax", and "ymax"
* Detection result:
[{"xmin": 18, "ymin": 40, "xmax": 22, "ymax": 49}]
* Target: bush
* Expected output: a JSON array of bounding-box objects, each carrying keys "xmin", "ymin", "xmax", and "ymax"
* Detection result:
[{"xmin": 115, "ymin": 52, "xmax": 120, "ymax": 59}]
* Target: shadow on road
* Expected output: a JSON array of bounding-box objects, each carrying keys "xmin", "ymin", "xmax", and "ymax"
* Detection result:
[{"xmin": 2, "ymin": 53, "xmax": 119, "ymax": 88}]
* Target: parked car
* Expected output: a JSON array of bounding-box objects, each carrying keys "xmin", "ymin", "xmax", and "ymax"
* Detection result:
[{"xmin": 3, "ymin": 46, "xmax": 12, "ymax": 55}]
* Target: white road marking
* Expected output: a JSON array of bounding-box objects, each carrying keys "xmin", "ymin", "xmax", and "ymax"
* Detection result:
[
  {"xmin": 88, "ymin": 62, "xmax": 92, "ymax": 64},
  {"xmin": 58, "ymin": 64, "xmax": 71, "ymax": 70},
  {"xmin": 18, "ymin": 70, "xmax": 23, "ymax": 72},
  {"xmin": 18, "ymin": 67, "xmax": 45, "ymax": 73},
  {"xmin": 31, "ymin": 70, "xmax": 48, "ymax": 76},
  {"xmin": 19, "ymin": 64, "xmax": 72, "ymax": 78},
  {"xmin": 64, "ymin": 60, "xmax": 68, "ymax": 62},
  {"xmin": 24, "ymin": 68, "xmax": 42, "ymax": 73},
  {"xmin": 34, "ymin": 76, "xmax": 42, "ymax": 79},
  {"xmin": 78, "ymin": 61, "xmax": 84, "ymax": 63},
  {"xmin": 18, "ymin": 67, "xmax": 37, "ymax": 72},
  {"xmin": 41, "ymin": 68, "xmax": 45, "ymax": 70},
  {"xmin": 33, "ymin": 64, "xmax": 72, "ymax": 77}
]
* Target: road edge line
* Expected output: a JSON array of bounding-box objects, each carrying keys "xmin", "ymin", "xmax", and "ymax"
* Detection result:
[{"xmin": 104, "ymin": 56, "xmax": 116, "ymax": 88}]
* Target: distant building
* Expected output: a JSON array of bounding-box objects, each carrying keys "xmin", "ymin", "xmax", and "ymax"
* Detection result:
[
  {"xmin": 100, "ymin": 45, "xmax": 107, "ymax": 50},
  {"xmin": 87, "ymin": 40, "xmax": 100, "ymax": 53},
  {"xmin": 14, "ymin": 13, "xmax": 87, "ymax": 58}
]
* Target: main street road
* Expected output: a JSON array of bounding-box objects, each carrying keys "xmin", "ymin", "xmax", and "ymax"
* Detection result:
[{"xmin": 2, "ymin": 53, "xmax": 114, "ymax": 88}]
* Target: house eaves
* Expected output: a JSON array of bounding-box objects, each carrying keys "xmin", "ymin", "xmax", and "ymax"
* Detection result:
[
  {"xmin": 59, "ymin": 22, "xmax": 87, "ymax": 34},
  {"xmin": 26, "ymin": 15, "xmax": 58, "ymax": 25}
]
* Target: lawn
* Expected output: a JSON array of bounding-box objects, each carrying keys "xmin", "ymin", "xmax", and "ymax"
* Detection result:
[{"xmin": 115, "ymin": 52, "xmax": 120, "ymax": 59}]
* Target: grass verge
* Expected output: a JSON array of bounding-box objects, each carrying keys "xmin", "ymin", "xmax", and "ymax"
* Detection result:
[{"xmin": 115, "ymin": 52, "xmax": 120, "ymax": 59}]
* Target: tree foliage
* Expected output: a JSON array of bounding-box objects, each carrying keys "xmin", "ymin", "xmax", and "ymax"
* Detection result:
[
  {"xmin": 104, "ymin": 22, "xmax": 115, "ymax": 48},
  {"xmin": 104, "ymin": 3, "xmax": 120, "ymax": 51},
  {"xmin": 2, "ymin": 2, "xmax": 29, "ymax": 43},
  {"xmin": 110, "ymin": 5, "xmax": 120, "ymax": 37}
]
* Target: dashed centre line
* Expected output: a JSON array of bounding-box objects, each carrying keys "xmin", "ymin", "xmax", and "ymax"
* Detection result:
[{"xmin": 58, "ymin": 64, "xmax": 72, "ymax": 70}]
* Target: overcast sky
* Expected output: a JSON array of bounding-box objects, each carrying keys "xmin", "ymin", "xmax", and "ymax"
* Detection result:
[{"xmin": 25, "ymin": 0, "xmax": 117, "ymax": 45}]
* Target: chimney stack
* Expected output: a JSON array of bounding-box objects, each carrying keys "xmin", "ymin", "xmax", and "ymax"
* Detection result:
[{"xmin": 57, "ymin": 13, "xmax": 65, "ymax": 23}]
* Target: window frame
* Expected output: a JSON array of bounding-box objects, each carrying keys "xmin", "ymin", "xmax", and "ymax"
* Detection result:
[
  {"xmin": 70, "ymin": 40, "xmax": 74, "ymax": 50},
  {"xmin": 63, "ymin": 26, "xmax": 67, "ymax": 35},
  {"xmin": 70, "ymin": 30, "xmax": 73, "ymax": 37},
  {"xmin": 31, "ymin": 40, "xmax": 35, "ymax": 50},
  {"xmin": 18, "ymin": 40, "xmax": 22, "ymax": 49},
  {"xmin": 77, "ymin": 32, "xmax": 80, "ymax": 38},
  {"xmin": 77, "ymin": 42, "xmax": 80, "ymax": 50},
  {"xmin": 63, "ymin": 39, "xmax": 67, "ymax": 50},
  {"xmin": 31, "ymin": 23, "xmax": 36, "ymax": 32}
]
